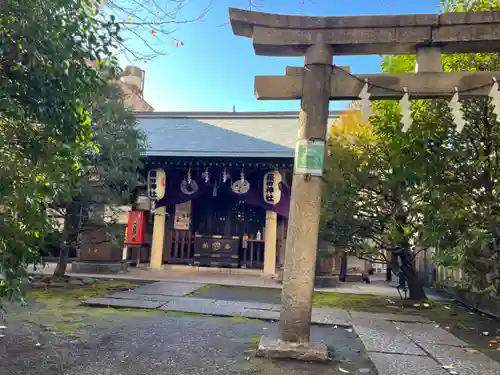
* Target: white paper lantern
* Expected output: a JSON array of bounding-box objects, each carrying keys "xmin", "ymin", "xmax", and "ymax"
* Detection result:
[
  {"xmin": 263, "ymin": 170, "xmax": 282, "ymax": 205},
  {"xmin": 147, "ymin": 168, "xmax": 166, "ymax": 200}
]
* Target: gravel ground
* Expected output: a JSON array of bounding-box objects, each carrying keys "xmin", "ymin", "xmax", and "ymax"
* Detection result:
[{"xmin": 0, "ymin": 308, "xmax": 376, "ymax": 375}]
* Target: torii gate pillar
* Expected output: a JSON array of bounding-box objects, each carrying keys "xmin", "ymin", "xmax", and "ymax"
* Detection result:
[{"xmin": 261, "ymin": 43, "xmax": 332, "ymax": 361}]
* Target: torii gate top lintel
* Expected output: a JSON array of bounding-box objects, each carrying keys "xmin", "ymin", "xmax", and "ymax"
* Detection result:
[{"xmin": 228, "ymin": 8, "xmax": 500, "ymax": 56}]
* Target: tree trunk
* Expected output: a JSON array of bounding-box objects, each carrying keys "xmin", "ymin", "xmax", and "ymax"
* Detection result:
[
  {"xmin": 53, "ymin": 245, "xmax": 69, "ymax": 277},
  {"xmin": 399, "ymin": 248, "xmax": 427, "ymax": 300},
  {"xmin": 53, "ymin": 201, "xmax": 80, "ymax": 278},
  {"xmin": 339, "ymin": 251, "xmax": 347, "ymax": 282}
]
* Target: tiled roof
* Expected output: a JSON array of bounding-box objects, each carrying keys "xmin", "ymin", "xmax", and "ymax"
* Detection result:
[{"xmin": 137, "ymin": 111, "xmax": 341, "ymax": 158}]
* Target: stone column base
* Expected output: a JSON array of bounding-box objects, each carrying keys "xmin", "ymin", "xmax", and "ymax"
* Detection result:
[{"xmin": 256, "ymin": 334, "xmax": 329, "ymax": 362}]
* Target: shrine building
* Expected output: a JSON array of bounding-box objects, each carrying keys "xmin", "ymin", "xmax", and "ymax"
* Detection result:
[{"xmin": 124, "ymin": 110, "xmax": 340, "ymax": 276}]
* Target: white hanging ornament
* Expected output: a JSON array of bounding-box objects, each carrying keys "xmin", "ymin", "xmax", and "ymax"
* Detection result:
[
  {"xmin": 488, "ymin": 78, "xmax": 500, "ymax": 119},
  {"xmin": 358, "ymin": 80, "xmax": 373, "ymax": 123},
  {"xmin": 263, "ymin": 170, "xmax": 282, "ymax": 205},
  {"xmin": 448, "ymin": 88, "xmax": 466, "ymax": 133},
  {"xmin": 222, "ymin": 168, "xmax": 229, "ymax": 183},
  {"xmin": 400, "ymin": 87, "xmax": 413, "ymax": 133},
  {"xmin": 180, "ymin": 168, "xmax": 198, "ymax": 195},
  {"xmin": 202, "ymin": 168, "xmax": 210, "ymax": 183}
]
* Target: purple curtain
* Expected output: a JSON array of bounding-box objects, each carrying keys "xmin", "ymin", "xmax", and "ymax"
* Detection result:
[{"xmin": 156, "ymin": 169, "xmax": 291, "ymax": 218}]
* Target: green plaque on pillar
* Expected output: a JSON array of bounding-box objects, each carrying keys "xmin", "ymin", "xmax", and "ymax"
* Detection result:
[{"xmin": 294, "ymin": 139, "xmax": 325, "ymax": 176}]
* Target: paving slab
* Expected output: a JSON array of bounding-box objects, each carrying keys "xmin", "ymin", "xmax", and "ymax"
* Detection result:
[
  {"xmin": 241, "ymin": 308, "xmax": 280, "ymax": 321},
  {"xmin": 212, "ymin": 300, "xmax": 247, "ymax": 316},
  {"xmin": 107, "ymin": 291, "xmax": 174, "ymax": 302},
  {"xmin": 159, "ymin": 297, "xmax": 219, "ymax": 315},
  {"xmin": 353, "ymin": 318, "xmax": 425, "ymax": 355},
  {"xmin": 396, "ymin": 322, "xmax": 467, "ymax": 347},
  {"xmin": 418, "ymin": 343, "xmax": 500, "ymax": 375},
  {"xmin": 350, "ymin": 310, "xmax": 430, "ymax": 323},
  {"xmin": 368, "ymin": 353, "xmax": 448, "ymax": 375},
  {"xmin": 311, "ymin": 308, "xmax": 352, "ymax": 326},
  {"xmin": 84, "ymin": 297, "xmax": 164, "ymax": 309},
  {"xmin": 233, "ymin": 301, "xmax": 280, "ymax": 311},
  {"xmin": 131, "ymin": 281, "xmax": 205, "ymax": 296}
]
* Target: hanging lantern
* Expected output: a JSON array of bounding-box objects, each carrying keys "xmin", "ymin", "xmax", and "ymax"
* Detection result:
[
  {"xmin": 147, "ymin": 168, "xmax": 166, "ymax": 200},
  {"xmin": 263, "ymin": 170, "xmax": 282, "ymax": 205}
]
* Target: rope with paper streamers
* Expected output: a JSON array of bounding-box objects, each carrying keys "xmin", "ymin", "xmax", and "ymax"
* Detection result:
[{"xmin": 325, "ymin": 64, "xmax": 500, "ymax": 134}]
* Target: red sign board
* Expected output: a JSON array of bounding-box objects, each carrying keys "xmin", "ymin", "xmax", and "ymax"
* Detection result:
[{"xmin": 125, "ymin": 211, "xmax": 146, "ymax": 245}]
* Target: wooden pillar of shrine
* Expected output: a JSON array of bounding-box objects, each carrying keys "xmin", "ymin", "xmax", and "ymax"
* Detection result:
[
  {"xmin": 150, "ymin": 206, "xmax": 166, "ymax": 270},
  {"xmin": 263, "ymin": 210, "xmax": 278, "ymax": 276}
]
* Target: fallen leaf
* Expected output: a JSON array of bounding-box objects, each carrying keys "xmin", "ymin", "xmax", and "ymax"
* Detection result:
[{"xmin": 464, "ymin": 348, "xmax": 478, "ymax": 354}]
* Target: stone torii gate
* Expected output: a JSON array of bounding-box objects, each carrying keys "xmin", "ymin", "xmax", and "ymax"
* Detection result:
[{"xmin": 229, "ymin": 8, "xmax": 500, "ymax": 361}]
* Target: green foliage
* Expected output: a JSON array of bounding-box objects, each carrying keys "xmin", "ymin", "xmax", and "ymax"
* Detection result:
[
  {"xmin": 52, "ymin": 74, "xmax": 147, "ymax": 273},
  {"xmin": 321, "ymin": 0, "xmax": 500, "ymax": 295},
  {"xmin": 0, "ymin": 0, "xmax": 120, "ymax": 298}
]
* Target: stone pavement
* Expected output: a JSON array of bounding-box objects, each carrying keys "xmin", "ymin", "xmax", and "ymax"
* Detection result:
[
  {"xmin": 32, "ymin": 262, "xmax": 443, "ymax": 300},
  {"xmin": 82, "ymin": 281, "xmax": 500, "ymax": 375}
]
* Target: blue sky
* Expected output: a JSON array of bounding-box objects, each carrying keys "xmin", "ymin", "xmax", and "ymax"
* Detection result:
[{"xmin": 118, "ymin": 0, "xmax": 442, "ymax": 112}]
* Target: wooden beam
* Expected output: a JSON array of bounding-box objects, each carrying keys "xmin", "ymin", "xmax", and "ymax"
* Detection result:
[{"xmin": 254, "ymin": 70, "xmax": 500, "ymax": 100}]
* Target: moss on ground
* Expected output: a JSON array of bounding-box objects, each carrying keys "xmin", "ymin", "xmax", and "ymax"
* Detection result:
[
  {"xmin": 11, "ymin": 281, "xmax": 161, "ymax": 336},
  {"xmin": 185, "ymin": 284, "xmax": 214, "ymax": 296},
  {"xmin": 247, "ymin": 335, "xmax": 261, "ymax": 345},
  {"xmin": 221, "ymin": 316, "xmax": 263, "ymax": 324}
]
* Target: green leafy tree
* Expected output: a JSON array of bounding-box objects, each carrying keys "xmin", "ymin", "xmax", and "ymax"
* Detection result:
[
  {"xmin": 50, "ymin": 75, "xmax": 147, "ymax": 277},
  {"xmin": 0, "ymin": 0, "xmax": 119, "ymax": 298},
  {"xmin": 413, "ymin": 0, "xmax": 500, "ymax": 294},
  {"xmin": 322, "ymin": 0, "xmax": 500, "ymax": 299},
  {"xmin": 322, "ymin": 106, "xmax": 429, "ymax": 300}
]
